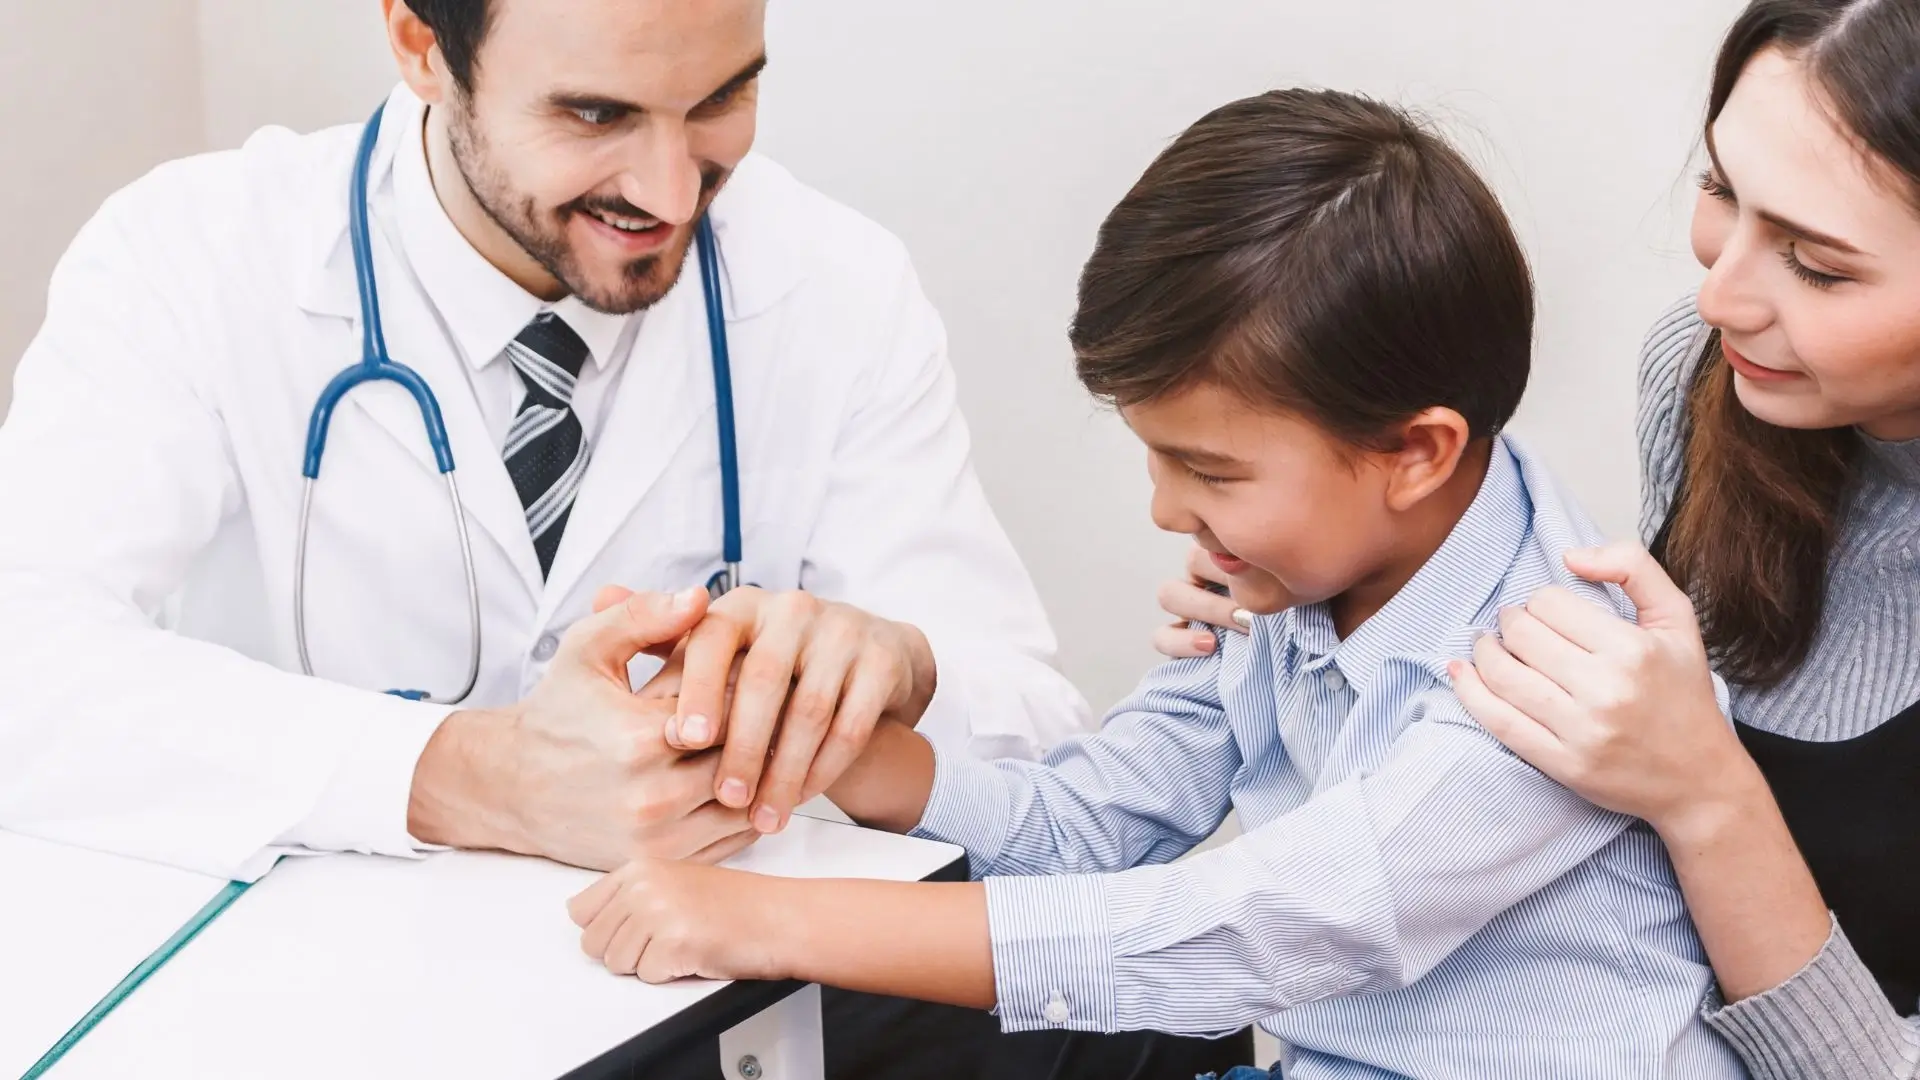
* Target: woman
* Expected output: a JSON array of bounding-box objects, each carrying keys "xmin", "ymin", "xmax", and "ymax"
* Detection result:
[{"xmin": 1159, "ymin": 3, "xmax": 1920, "ymax": 1077}]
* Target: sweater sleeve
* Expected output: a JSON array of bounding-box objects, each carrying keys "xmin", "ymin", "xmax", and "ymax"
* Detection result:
[
  {"xmin": 1704, "ymin": 914, "xmax": 1920, "ymax": 1080},
  {"xmin": 1636, "ymin": 293, "xmax": 1712, "ymax": 545}
]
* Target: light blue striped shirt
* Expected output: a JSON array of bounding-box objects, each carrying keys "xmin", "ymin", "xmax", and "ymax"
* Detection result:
[{"xmin": 913, "ymin": 436, "xmax": 1744, "ymax": 1079}]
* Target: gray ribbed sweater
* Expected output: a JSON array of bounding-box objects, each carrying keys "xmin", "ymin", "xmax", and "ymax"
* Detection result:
[{"xmin": 1639, "ymin": 295, "xmax": 1920, "ymax": 1080}]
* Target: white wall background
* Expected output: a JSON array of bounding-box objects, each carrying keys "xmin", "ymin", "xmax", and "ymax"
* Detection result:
[
  {"xmin": 0, "ymin": 0, "xmax": 204, "ymax": 417},
  {"xmin": 2, "ymin": 1, "xmax": 1737, "ymax": 715}
]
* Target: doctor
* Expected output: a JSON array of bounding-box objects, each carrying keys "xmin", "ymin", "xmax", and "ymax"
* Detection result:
[{"xmin": 0, "ymin": 0, "xmax": 1094, "ymax": 883}]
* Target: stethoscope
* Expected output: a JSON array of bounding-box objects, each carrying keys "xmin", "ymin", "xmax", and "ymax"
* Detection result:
[{"xmin": 294, "ymin": 101, "xmax": 744, "ymax": 703}]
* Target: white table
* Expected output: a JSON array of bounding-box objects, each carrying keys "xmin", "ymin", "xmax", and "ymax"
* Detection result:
[{"xmin": 1, "ymin": 817, "xmax": 963, "ymax": 1080}]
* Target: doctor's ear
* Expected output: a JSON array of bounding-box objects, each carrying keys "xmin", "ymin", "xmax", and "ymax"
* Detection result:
[{"xmin": 385, "ymin": 0, "xmax": 452, "ymax": 106}]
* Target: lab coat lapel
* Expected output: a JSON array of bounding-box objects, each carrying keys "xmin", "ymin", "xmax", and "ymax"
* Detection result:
[
  {"xmin": 539, "ymin": 271, "xmax": 711, "ymax": 619},
  {"xmin": 359, "ymin": 270, "xmax": 545, "ymax": 594},
  {"xmin": 299, "ymin": 237, "xmax": 543, "ymax": 596},
  {"xmin": 289, "ymin": 85, "xmax": 544, "ymax": 597}
]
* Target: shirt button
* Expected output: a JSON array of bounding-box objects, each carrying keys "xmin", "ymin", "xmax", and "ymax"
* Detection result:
[
  {"xmin": 1043, "ymin": 992, "xmax": 1069, "ymax": 1025},
  {"xmin": 1320, "ymin": 667, "xmax": 1347, "ymax": 693},
  {"xmin": 531, "ymin": 633, "xmax": 559, "ymax": 662}
]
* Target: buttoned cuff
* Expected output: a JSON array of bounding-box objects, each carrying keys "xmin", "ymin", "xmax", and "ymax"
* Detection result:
[
  {"xmin": 908, "ymin": 737, "xmax": 1011, "ymax": 867},
  {"xmin": 272, "ymin": 699, "xmax": 455, "ymax": 857},
  {"xmin": 986, "ymin": 873, "xmax": 1117, "ymax": 1033}
]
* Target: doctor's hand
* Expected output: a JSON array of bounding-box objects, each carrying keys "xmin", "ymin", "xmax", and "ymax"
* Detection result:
[
  {"xmin": 602, "ymin": 585, "xmax": 937, "ymax": 838},
  {"xmin": 408, "ymin": 588, "xmax": 760, "ymax": 872},
  {"xmin": 1152, "ymin": 542, "xmax": 1251, "ymax": 659},
  {"xmin": 568, "ymin": 856, "xmax": 793, "ymax": 983}
]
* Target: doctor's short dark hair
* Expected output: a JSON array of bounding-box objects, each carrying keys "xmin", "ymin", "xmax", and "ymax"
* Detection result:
[
  {"xmin": 1071, "ymin": 88, "xmax": 1534, "ymax": 449},
  {"xmin": 404, "ymin": 0, "xmax": 492, "ymax": 93}
]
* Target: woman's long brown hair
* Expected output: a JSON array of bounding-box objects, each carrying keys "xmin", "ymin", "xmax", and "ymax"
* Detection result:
[{"xmin": 1659, "ymin": 0, "xmax": 1920, "ymax": 686}]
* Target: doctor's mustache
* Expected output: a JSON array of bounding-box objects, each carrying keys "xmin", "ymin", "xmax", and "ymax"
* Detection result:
[{"xmin": 558, "ymin": 163, "xmax": 730, "ymax": 228}]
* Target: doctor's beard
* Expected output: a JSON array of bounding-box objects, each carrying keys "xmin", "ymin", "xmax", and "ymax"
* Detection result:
[{"xmin": 446, "ymin": 110, "xmax": 729, "ymax": 316}]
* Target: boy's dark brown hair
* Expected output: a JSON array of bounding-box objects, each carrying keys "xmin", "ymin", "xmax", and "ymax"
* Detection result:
[{"xmin": 1071, "ymin": 88, "xmax": 1534, "ymax": 451}]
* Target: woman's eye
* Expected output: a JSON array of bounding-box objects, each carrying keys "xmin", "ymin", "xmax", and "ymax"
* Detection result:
[
  {"xmin": 1780, "ymin": 246, "xmax": 1848, "ymax": 290},
  {"xmin": 1696, "ymin": 169, "xmax": 1735, "ymax": 203}
]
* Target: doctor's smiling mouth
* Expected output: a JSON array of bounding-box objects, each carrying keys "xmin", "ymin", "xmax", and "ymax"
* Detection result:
[{"xmin": 445, "ymin": 120, "xmax": 734, "ymax": 315}]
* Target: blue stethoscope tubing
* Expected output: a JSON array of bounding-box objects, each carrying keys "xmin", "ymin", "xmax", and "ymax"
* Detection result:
[{"xmin": 293, "ymin": 101, "xmax": 742, "ymax": 703}]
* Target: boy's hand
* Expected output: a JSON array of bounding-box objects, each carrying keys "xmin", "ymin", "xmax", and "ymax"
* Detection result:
[{"xmin": 567, "ymin": 858, "xmax": 794, "ymax": 983}]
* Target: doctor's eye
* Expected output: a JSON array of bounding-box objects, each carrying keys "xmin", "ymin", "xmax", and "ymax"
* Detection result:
[
  {"xmin": 570, "ymin": 104, "xmax": 628, "ymax": 128},
  {"xmin": 693, "ymin": 79, "xmax": 756, "ymax": 118}
]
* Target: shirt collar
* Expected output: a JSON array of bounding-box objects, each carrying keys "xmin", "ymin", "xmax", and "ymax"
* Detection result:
[
  {"xmin": 391, "ymin": 101, "xmax": 627, "ymax": 373},
  {"xmin": 1291, "ymin": 436, "xmax": 1530, "ymax": 695}
]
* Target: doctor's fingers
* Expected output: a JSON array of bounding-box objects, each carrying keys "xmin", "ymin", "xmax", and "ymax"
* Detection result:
[
  {"xmin": 685, "ymin": 827, "xmax": 760, "ymax": 866},
  {"xmin": 669, "ymin": 606, "xmax": 765, "ymax": 754},
  {"xmin": 560, "ymin": 587, "xmax": 709, "ymax": 677},
  {"xmin": 647, "ymin": 797, "xmax": 756, "ymax": 862},
  {"xmin": 798, "ymin": 652, "xmax": 896, "ymax": 804},
  {"xmin": 596, "ymin": 585, "xmax": 691, "ymax": 665},
  {"xmin": 710, "ymin": 600, "xmax": 822, "ymax": 807},
  {"xmin": 654, "ymin": 654, "xmax": 745, "ymax": 731},
  {"xmin": 750, "ymin": 645, "xmax": 856, "ymax": 832}
]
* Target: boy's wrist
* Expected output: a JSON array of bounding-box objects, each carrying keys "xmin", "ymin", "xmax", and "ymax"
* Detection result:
[{"xmin": 826, "ymin": 719, "xmax": 936, "ymax": 833}]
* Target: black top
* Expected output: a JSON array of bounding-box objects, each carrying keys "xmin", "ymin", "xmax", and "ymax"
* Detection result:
[
  {"xmin": 1650, "ymin": 500, "xmax": 1920, "ymax": 1014},
  {"xmin": 1737, "ymin": 703, "xmax": 1920, "ymax": 1013}
]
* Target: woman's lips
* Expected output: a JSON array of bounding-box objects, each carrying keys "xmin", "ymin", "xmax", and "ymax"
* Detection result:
[{"xmin": 1723, "ymin": 339, "xmax": 1802, "ymax": 383}]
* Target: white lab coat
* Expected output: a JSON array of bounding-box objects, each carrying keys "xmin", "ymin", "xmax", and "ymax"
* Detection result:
[{"xmin": 0, "ymin": 87, "xmax": 1091, "ymax": 882}]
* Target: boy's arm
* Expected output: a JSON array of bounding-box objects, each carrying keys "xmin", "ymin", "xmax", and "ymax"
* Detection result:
[
  {"xmin": 824, "ymin": 718, "xmax": 939, "ymax": 833},
  {"xmin": 971, "ymin": 689, "xmax": 1639, "ymax": 1037},
  {"xmin": 569, "ymin": 859, "xmax": 998, "ymax": 1008},
  {"xmin": 831, "ymin": 651, "xmax": 1244, "ymax": 877}
]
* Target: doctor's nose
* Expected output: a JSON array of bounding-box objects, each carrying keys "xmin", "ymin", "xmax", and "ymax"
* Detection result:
[{"xmin": 615, "ymin": 125, "xmax": 703, "ymax": 227}]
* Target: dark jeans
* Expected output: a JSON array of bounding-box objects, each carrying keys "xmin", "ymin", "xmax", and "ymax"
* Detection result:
[{"xmin": 643, "ymin": 987, "xmax": 1256, "ymax": 1080}]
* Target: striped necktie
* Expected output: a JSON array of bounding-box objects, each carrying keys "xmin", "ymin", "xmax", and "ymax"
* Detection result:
[{"xmin": 503, "ymin": 312, "xmax": 592, "ymax": 578}]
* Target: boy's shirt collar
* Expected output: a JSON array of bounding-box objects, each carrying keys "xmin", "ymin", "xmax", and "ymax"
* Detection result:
[{"xmin": 1286, "ymin": 438, "xmax": 1527, "ymax": 697}]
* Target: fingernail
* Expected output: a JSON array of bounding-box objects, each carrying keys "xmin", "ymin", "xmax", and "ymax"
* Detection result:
[
  {"xmin": 1195, "ymin": 634, "xmax": 1216, "ymax": 654},
  {"xmin": 1446, "ymin": 660, "xmax": 1462, "ymax": 680},
  {"xmin": 680, "ymin": 714, "xmax": 711, "ymax": 744},
  {"xmin": 672, "ymin": 587, "xmax": 702, "ymax": 614},
  {"xmin": 753, "ymin": 805, "xmax": 782, "ymax": 833},
  {"xmin": 662, "ymin": 716, "xmax": 680, "ymax": 744},
  {"xmin": 1231, "ymin": 608, "xmax": 1253, "ymax": 628},
  {"xmin": 720, "ymin": 778, "xmax": 749, "ymax": 806}
]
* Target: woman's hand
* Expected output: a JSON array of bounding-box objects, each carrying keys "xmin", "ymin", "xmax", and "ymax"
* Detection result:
[
  {"xmin": 1449, "ymin": 542, "xmax": 1761, "ymax": 836},
  {"xmin": 569, "ymin": 858, "xmax": 794, "ymax": 983},
  {"xmin": 1152, "ymin": 543, "xmax": 1252, "ymax": 659}
]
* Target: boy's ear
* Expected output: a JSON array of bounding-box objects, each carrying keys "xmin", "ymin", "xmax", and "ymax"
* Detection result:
[{"xmin": 1382, "ymin": 407, "xmax": 1472, "ymax": 512}]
